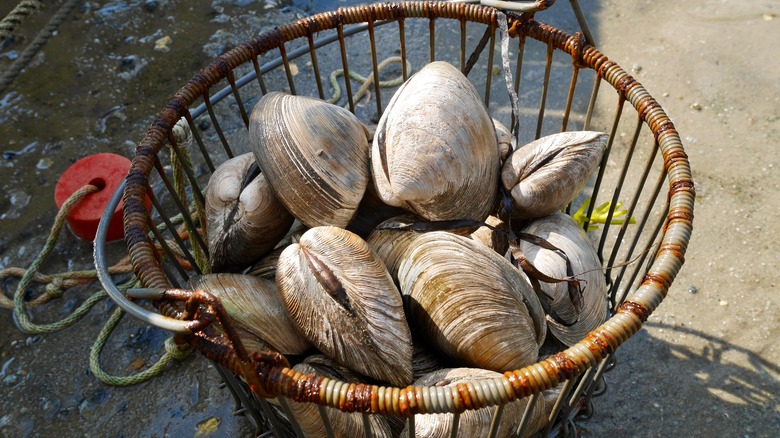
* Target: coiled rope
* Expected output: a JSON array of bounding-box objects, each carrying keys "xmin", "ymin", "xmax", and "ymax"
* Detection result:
[
  {"xmin": 0, "ymin": 182, "xmax": 193, "ymax": 386},
  {"xmin": 0, "ymin": 0, "xmax": 42, "ymax": 40},
  {"xmin": 0, "ymin": 0, "xmax": 79, "ymax": 95},
  {"xmin": 326, "ymin": 56, "xmax": 412, "ymax": 106}
]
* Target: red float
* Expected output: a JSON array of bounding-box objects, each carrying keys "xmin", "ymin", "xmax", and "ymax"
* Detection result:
[{"xmin": 54, "ymin": 153, "xmax": 145, "ymax": 242}]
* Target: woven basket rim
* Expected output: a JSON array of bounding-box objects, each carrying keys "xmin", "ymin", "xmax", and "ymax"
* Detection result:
[{"xmin": 119, "ymin": 1, "xmax": 694, "ymax": 417}]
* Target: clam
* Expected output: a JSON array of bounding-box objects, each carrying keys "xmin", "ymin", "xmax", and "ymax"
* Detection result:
[
  {"xmin": 245, "ymin": 221, "xmax": 308, "ymax": 279},
  {"xmin": 204, "ymin": 152, "xmax": 294, "ymax": 273},
  {"xmin": 520, "ymin": 212, "xmax": 607, "ymax": 346},
  {"xmin": 403, "ymin": 368, "xmax": 548, "ymax": 438},
  {"xmin": 371, "ymin": 61, "xmax": 499, "ymax": 222},
  {"xmin": 284, "ymin": 355, "xmax": 395, "ymax": 438},
  {"xmin": 276, "ymin": 226, "xmax": 413, "ymax": 386},
  {"xmin": 501, "ymin": 131, "xmax": 608, "ymax": 219},
  {"xmin": 187, "ymin": 273, "xmax": 311, "ymax": 355},
  {"xmin": 249, "ymin": 92, "xmax": 371, "ymax": 228},
  {"xmin": 469, "ymin": 215, "xmax": 510, "ymax": 257},
  {"xmin": 365, "ymin": 215, "xmax": 423, "ymax": 284},
  {"xmin": 493, "ymin": 118, "xmax": 513, "ymax": 162},
  {"xmin": 398, "ymin": 231, "xmax": 546, "ymax": 372}
]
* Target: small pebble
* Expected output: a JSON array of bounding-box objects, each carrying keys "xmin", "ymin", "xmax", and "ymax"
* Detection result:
[
  {"xmin": 143, "ymin": 0, "xmax": 159, "ymax": 13},
  {"xmin": 130, "ymin": 358, "xmax": 145, "ymax": 370},
  {"xmin": 631, "ymin": 64, "xmax": 642, "ymax": 73},
  {"xmin": 195, "ymin": 417, "xmax": 221, "ymax": 437},
  {"xmin": 690, "ymin": 102, "xmax": 702, "ymax": 111},
  {"xmin": 36, "ymin": 158, "xmax": 53, "ymax": 170},
  {"xmin": 289, "ymin": 62, "xmax": 299, "ymax": 76},
  {"xmin": 719, "ymin": 300, "xmax": 728, "ymax": 306},
  {"xmin": 154, "ymin": 36, "xmax": 172, "ymax": 52},
  {"xmin": 688, "ymin": 285, "xmax": 698, "ymax": 294}
]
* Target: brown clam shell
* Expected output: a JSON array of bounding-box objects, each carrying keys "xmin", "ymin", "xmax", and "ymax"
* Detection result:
[
  {"xmin": 187, "ymin": 273, "xmax": 311, "ymax": 355},
  {"xmin": 398, "ymin": 231, "xmax": 546, "ymax": 372},
  {"xmin": 249, "ymin": 92, "xmax": 370, "ymax": 228},
  {"xmin": 276, "ymin": 226, "xmax": 413, "ymax": 386},
  {"xmin": 204, "ymin": 152, "xmax": 294, "ymax": 273}
]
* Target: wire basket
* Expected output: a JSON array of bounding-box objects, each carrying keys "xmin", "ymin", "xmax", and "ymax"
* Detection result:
[{"xmin": 95, "ymin": 2, "xmax": 693, "ymax": 436}]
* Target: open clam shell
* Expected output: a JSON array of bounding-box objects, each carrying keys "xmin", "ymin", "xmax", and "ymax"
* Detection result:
[
  {"xmin": 398, "ymin": 231, "xmax": 546, "ymax": 372},
  {"xmin": 249, "ymin": 92, "xmax": 371, "ymax": 228},
  {"xmin": 276, "ymin": 226, "xmax": 413, "ymax": 386},
  {"xmin": 403, "ymin": 368, "xmax": 548, "ymax": 438},
  {"xmin": 187, "ymin": 273, "xmax": 311, "ymax": 355},
  {"xmin": 371, "ymin": 61, "xmax": 499, "ymax": 222},
  {"xmin": 520, "ymin": 212, "xmax": 607, "ymax": 346},
  {"xmin": 204, "ymin": 152, "xmax": 294, "ymax": 273},
  {"xmin": 501, "ymin": 131, "xmax": 608, "ymax": 219}
]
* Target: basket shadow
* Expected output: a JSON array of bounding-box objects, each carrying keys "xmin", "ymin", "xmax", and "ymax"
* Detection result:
[{"xmin": 582, "ymin": 322, "xmax": 780, "ymax": 436}]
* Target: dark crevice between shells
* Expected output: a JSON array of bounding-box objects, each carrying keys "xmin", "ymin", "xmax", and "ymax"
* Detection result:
[{"xmin": 223, "ymin": 161, "xmax": 261, "ymax": 234}]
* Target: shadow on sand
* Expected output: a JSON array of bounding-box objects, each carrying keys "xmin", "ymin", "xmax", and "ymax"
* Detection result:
[{"xmin": 582, "ymin": 321, "xmax": 780, "ymax": 437}]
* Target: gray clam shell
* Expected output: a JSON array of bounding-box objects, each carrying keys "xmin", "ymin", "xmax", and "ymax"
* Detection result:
[
  {"xmin": 371, "ymin": 61, "xmax": 499, "ymax": 222},
  {"xmin": 502, "ymin": 131, "xmax": 608, "ymax": 219},
  {"xmin": 520, "ymin": 212, "xmax": 608, "ymax": 346}
]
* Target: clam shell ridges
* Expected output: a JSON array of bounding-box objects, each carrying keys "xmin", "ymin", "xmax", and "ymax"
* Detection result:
[
  {"xmin": 277, "ymin": 226, "xmax": 413, "ymax": 386},
  {"xmin": 398, "ymin": 231, "xmax": 546, "ymax": 372},
  {"xmin": 250, "ymin": 92, "xmax": 370, "ymax": 228},
  {"xmin": 372, "ymin": 61, "xmax": 498, "ymax": 221},
  {"xmin": 205, "ymin": 152, "xmax": 293, "ymax": 272},
  {"xmin": 521, "ymin": 212, "xmax": 608, "ymax": 346}
]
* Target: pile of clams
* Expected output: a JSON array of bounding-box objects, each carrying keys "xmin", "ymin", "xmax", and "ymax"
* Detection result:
[{"xmin": 198, "ymin": 61, "xmax": 610, "ymax": 436}]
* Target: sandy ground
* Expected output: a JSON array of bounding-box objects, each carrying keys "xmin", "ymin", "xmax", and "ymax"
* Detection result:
[
  {"xmin": 0, "ymin": 0, "xmax": 778, "ymax": 437},
  {"xmin": 584, "ymin": 1, "xmax": 780, "ymax": 436}
]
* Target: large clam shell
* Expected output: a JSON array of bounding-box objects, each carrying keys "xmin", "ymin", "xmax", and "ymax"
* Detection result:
[
  {"xmin": 371, "ymin": 61, "xmax": 499, "ymax": 222},
  {"xmin": 501, "ymin": 131, "xmax": 608, "ymax": 219},
  {"xmin": 187, "ymin": 273, "xmax": 311, "ymax": 355},
  {"xmin": 204, "ymin": 152, "xmax": 294, "ymax": 273},
  {"xmin": 398, "ymin": 231, "xmax": 546, "ymax": 372},
  {"xmin": 402, "ymin": 368, "xmax": 548, "ymax": 438},
  {"xmin": 276, "ymin": 226, "xmax": 413, "ymax": 386},
  {"xmin": 249, "ymin": 92, "xmax": 371, "ymax": 228},
  {"xmin": 520, "ymin": 212, "xmax": 607, "ymax": 346},
  {"xmin": 285, "ymin": 355, "xmax": 395, "ymax": 438},
  {"xmin": 365, "ymin": 215, "xmax": 423, "ymax": 285}
]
